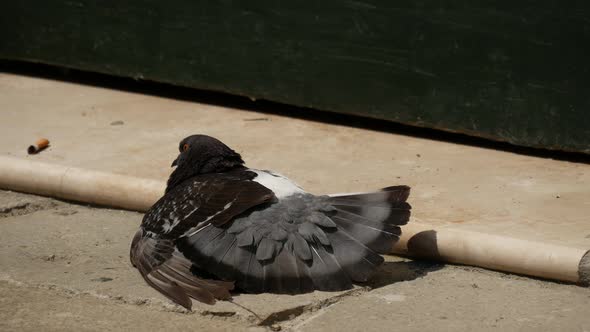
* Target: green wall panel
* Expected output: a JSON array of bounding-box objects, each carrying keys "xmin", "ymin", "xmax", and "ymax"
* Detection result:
[{"xmin": 1, "ymin": 1, "xmax": 589, "ymax": 152}]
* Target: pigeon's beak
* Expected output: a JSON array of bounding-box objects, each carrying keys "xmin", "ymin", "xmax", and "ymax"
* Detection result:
[{"xmin": 171, "ymin": 157, "xmax": 178, "ymax": 167}]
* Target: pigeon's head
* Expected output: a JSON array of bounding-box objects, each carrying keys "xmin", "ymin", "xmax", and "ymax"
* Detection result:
[{"xmin": 166, "ymin": 135, "xmax": 245, "ymax": 192}]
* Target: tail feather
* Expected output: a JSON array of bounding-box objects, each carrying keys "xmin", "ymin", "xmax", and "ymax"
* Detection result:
[
  {"xmin": 327, "ymin": 185, "xmax": 411, "ymax": 254},
  {"xmin": 332, "ymin": 204, "xmax": 411, "ymax": 225},
  {"xmin": 325, "ymin": 224, "xmax": 385, "ymax": 282},
  {"xmin": 331, "ymin": 215, "xmax": 392, "ymax": 253},
  {"xmin": 328, "ymin": 185, "xmax": 410, "ymax": 202},
  {"xmin": 308, "ymin": 243, "xmax": 354, "ymax": 290}
]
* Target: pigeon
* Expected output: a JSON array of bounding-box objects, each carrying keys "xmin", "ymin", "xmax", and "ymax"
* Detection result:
[{"xmin": 130, "ymin": 134, "xmax": 411, "ymax": 309}]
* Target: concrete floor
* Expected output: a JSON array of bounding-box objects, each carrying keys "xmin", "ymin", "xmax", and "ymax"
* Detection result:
[
  {"xmin": 1, "ymin": 72, "xmax": 589, "ymax": 331},
  {"xmin": 2, "ymin": 191, "xmax": 589, "ymax": 332}
]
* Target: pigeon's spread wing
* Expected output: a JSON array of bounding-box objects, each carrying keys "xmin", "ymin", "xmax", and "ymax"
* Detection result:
[
  {"xmin": 130, "ymin": 229, "xmax": 234, "ymax": 309},
  {"xmin": 178, "ymin": 186, "xmax": 411, "ymax": 294},
  {"xmin": 132, "ymin": 171, "xmax": 276, "ymax": 309}
]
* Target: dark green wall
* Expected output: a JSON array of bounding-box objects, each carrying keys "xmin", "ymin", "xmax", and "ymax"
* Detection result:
[{"xmin": 2, "ymin": 1, "xmax": 589, "ymax": 153}]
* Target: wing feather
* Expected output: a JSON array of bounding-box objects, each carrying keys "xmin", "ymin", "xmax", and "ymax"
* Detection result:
[{"xmin": 130, "ymin": 229, "xmax": 234, "ymax": 309}]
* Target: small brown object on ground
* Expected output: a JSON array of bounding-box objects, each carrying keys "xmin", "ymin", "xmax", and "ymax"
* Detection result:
[{"xmin": 27, "ymin": 138, "xmax": 49, "ymax": 154}]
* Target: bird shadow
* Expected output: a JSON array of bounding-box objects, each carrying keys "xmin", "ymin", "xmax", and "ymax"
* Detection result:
[
  {"xmin": 363, "ymin": 259, "xmax": 445, "ymax": 289},
  {"xmin": 364, "ymin": 229, "xmax": 445, "ymax": 289}
]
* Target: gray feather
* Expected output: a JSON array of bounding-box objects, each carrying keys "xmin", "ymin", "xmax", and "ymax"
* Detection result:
[
  {"xmin": 298, "ymin": 222, "xmax": 316, "ymax": 242},
  {"xmin": 268, "ymin": 225, "xmax": 288, "ymax": 241},
  {"xmin": 309, "ymin": 212, "xmax": 337, "ymax": 228},
  {"xmin": 312, "ymin": 226, "xmax": 331, "ymax": 246},
  {"xmin": 227, "ymin": 219, "xmax": 251, "ymax": 234},
  {"xmin": 256, "ymin": 238, "xmax": 279, "ymax": 261},
  {"xmin": 290, "ymin": 233, "xmax": 312, "ymax": 261},
  {"xmin": 236, "ymin": 227, "xmax": 255, "ymax": 247}
]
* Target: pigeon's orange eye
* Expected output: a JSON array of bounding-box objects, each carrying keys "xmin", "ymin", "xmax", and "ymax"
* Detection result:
[{"xmin": 182, "ymin": 144, "xmax": 189, "ymax": 152}]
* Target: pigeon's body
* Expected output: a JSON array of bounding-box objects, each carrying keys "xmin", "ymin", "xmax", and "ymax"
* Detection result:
[{"xmin": 131, "ymin": 135, "xmax": 411, "ymax": 309}]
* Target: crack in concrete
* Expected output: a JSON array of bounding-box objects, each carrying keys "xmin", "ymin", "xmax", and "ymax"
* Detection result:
[
  {"xmin": 228, "ymin": 299, "xmax": 263, "ymax": 323},
  {"xmin": 258, "ymin": 287, "xmax": 370, "ymax": 328},
  {"xmin": 200, "ymin": 310, "xmax": 237, "ymax": 318}
]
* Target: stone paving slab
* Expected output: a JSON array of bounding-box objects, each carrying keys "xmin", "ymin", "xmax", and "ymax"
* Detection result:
[
  {"xmin": 0, "ymin": 281, "xmax": 250, "ymax": 332},
  {"xmin": 1, "ymin": 73, "xmax": 589, "ymax": 249},
  {"xmin": 2, "ymin": 192, "xmax": 589, "ymax": 331},
  {"xmin": 292, "ymin": 267, "xmax": 590, "ymax": 332}
]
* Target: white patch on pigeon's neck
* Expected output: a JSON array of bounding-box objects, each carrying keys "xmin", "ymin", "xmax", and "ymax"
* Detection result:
[{"xmin": 251, "ymin": 169, "xmax": 306, "ymax": 199}]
